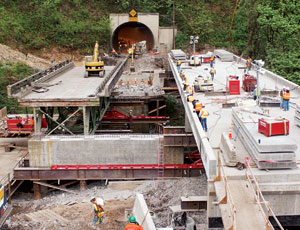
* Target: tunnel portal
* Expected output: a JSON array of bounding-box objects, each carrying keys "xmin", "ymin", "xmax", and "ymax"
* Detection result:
[{"xmin": 112, "ymin": 22, "xmax": 154, "ymax": 53}]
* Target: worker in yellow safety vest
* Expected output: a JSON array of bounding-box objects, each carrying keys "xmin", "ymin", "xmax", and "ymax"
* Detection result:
[
  {"xmin": 280, "ymin": 86, "xmax": 286, "ymax": 109},
  {"xmin": 187, "ymin": 94, "xmax": 196, "ymax": 107},
  {"xmin": 90, "ymin": 197, "xmax": 104, "ymax": 225},
  {"xmin": 177, "ymin": 60, "xmax": 181, "ymax": 72},
  {"xmin": 283, "ymin": 87, "xmax": 290, "ymax": 111},
  {"xmin": 200, "ymin": 105, "xmax": 209, "ymax": 132},
  {"xmin": 187, "ymin": 84, "xmax": 194, "ymax": 95},
  {"xmin": 183, "ymin": 75, "xmax": 188, "ymax": 91}
]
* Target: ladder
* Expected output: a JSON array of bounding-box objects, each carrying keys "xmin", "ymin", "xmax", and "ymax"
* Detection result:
[{"xmin": 157, "ymin": 130, "xmax": 164, "ymax": 184}]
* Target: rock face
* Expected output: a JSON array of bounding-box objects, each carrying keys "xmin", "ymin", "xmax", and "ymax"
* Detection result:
[{"xmin": 0, "ymin": 43, "xmax": 51, "ymax": 70}]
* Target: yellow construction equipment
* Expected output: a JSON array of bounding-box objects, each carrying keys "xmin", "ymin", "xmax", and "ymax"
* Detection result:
[{"xmin": 84, "ymin": 41, "xmax": 105, "ymax": 78}]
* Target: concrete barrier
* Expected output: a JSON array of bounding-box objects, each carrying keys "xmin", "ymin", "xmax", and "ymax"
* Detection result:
[
  {"xmin": 219, "ymin": 133, "xmax": 237, "ymax": 166},
  {"xmin": 168, "ymin": 54, "xmax": 217, "ymax": 179},
  {"xmin": 133, "ymin": 193, "xmax": 156, "ymax": 230}
]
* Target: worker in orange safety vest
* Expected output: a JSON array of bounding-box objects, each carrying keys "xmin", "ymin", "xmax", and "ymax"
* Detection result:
[
  {"xmin": 194, "ymin": 100, "xmax": 202, "ymax": 118},
  {"xmin": 210, "ymin": 55, "xmax": 214, "ymax": 68},
  {"xmin": 283, "ymin": 87, "xmax": 290, "ymax": 111},
  {"xmin": 124, "ymin": 216, "xmax": 144, "ymax": 230},
  {"xmin": 200, "ymin": 105, "xmax": 209, "ymax": 132}
]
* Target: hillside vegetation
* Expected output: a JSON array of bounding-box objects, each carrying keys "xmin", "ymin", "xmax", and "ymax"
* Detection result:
[{"xmin": 0, "ymin": 0, "xmax": 299, "ymax": 85}]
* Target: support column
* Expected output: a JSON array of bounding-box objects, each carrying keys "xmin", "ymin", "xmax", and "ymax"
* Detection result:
[
  {"xmin": 79, "ymin": 180, "xmax": 87, "ymax": 191},
  {"xmin": 83, "ymin": 106, "xmax": 90, "ymax": 135},
  {"xmin": 33, "ymin": 183, "xmax": 42, "ymax": 200},
  {"xmin": 35, "ymin": 108, "xmax": 43, "ymax": 134}
]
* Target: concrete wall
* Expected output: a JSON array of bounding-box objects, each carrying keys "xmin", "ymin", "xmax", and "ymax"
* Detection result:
[
  {"xmin": 29, "ymin": 135, "xmax": 160, "ymax": 167},
  {"xmin": 158, "ymin": 27, "xmax": 177, "ymax": 53},
  {"xmin": 133, "ymin": 193, "xmax": 156, "ymax": 230}
]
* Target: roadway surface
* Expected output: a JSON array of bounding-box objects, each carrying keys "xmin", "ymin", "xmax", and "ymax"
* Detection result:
[
  {"xmin": 21, "ymin": 66, "xmax": 115, "ymax": 102},
  {"xmin": 169, "ymin": 52, "xmax": 300, "ymax": 229},
  {"xmin": 0, "ymin": 147, "xmax": 27, "ymax": 186}
]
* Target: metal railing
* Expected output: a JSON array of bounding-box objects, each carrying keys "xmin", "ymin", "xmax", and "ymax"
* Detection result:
[
  {"xmin": 245, "ymin": 159, "xmax": 284, "ymax": 230},
  {"xmin": 214, "ymin": 151, "xmax": 237, "ymax": 230},
  {"xmin": 7, "ymin": 60, "xmax": 73, "ymax": 97}
]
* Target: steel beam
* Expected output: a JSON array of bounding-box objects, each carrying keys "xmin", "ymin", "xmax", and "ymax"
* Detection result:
[
  {"xmin": 14, "ymin": 166, "xmax": 203, "ymax": 180},
  {"xmin": 164, "ymin": 134, "xmax": 197, "ymax": 147}
]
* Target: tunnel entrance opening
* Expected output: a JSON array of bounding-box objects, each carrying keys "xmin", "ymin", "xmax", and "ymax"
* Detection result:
[{"xmin": 112, "ymin": 22, "xmax": 154, "ymax": 53}]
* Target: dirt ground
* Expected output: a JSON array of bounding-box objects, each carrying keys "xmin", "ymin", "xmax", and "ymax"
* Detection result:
[{"xmin": 2, "ymin": 177, "xmax": 209, "ymax": 230}]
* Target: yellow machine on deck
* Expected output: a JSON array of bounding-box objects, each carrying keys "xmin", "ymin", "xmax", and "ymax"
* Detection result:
[{"xmin": 84, "ymin": 41, "xmax": 105, "ymax": 78}]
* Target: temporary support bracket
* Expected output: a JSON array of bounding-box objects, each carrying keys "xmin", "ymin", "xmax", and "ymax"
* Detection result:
[{"xmin": 38, "ymin": 108, "xmax": 79, "ymax": 136}]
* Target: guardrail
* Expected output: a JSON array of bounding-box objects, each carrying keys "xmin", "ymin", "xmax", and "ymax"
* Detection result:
[
  {"xmin": 245, "ymin": 159, "xmax": 284, "ymax": 230},
  {"xmin": 7, "ymin": 60, "xmax": 74, "ymax": 98},
  {"xmin": 96, "ymin": 56, "xmax": 129, "ymax": 96},
  {"xmin": 214, "ymin": 151, "xmax": 237, "ymax": 230}
]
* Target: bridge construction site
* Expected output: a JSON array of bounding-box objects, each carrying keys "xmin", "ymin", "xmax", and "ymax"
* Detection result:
[{"xmin": 1, "ymin": 11, "xmax": 300, "ymax": 230}]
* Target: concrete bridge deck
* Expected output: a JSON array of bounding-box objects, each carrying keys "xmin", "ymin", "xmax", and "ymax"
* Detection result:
[
  {"xmin": 21, "ymin": 66, "xmax": 115, "ymax": 102},
  {"xmin": 169, "ymin": 51, "xmax": 300, "ymax": 228}
]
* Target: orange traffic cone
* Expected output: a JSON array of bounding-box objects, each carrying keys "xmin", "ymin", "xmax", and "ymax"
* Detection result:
[{"xmin": 228, "ymin": 127, "xmax": 233, "ymax": 139}]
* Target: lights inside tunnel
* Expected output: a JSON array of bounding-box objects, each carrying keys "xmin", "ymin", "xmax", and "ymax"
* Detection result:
[{"xmin": 112, "ymin": 22, "xmax": 154, "ymax": 53}]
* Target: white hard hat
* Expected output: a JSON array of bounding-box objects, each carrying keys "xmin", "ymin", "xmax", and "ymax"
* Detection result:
[
  {"xmin": 283, "ymin": 86, "xmax": 286, "ymax": 89},
  {"xmin": 287, "ymin": 87, "xmax": 290, "ymax": 90}
]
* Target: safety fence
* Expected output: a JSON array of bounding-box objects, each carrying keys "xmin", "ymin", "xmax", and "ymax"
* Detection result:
[{"xmin": 244, "ymin": 159, "xmax": 284, "ymax": 230}]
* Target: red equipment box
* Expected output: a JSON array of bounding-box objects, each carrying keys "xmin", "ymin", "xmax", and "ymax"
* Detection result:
[
  {"xmin": 242, "ymin": 74, "xmax": 257, "ymax": 92},
  {"xmin": 227, "ymin": 75, "xmax": 240, "ymax": 95},
  {"xmin": 201, "ymin": 57, "xmax": 211, "ymax": 63},
  {"xmin": 258, "ymin": 118, "xmax": 289, "ymax": 137},
  {"xmin": 7, "ymin": 117, "xmax": 47, "ymax": 133}
]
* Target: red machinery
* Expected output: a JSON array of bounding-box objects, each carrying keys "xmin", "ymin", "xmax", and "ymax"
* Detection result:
[
  {"xmin": 102, "ymin": 108, "xmax": 168, "ymax": 123},
  {"xmin": 227, "ymin": 75, "xmax": 240, "ymax": 95},
  {"xmin": 258, "ymin": 118, "xmax": 289, "ymax": 137},
  {"xmin": 201, "ymin": 56, "xmax": 211, "ymax": 63},
  {"xmin": 6, "ymin": 116, "xmax": 47, "ymax": 133},
  {"xmin": 242, "ymin": 74, "xmax": 256, "ymax": 92}
]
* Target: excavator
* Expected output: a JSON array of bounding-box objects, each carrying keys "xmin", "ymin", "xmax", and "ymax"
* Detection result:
[{"xmin": 84, "ymin": 41, "xmax": 105, "ymax": 78}]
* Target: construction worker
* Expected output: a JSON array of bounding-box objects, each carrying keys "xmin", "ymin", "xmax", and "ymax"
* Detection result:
[
  {"xmin": 246, "ymin": 57, "xmax": 252, "ymax": 74},
  {"xmin": 187, "ymin": 84, "xmax": 194, "ymax": 95},
  {"xmin": 253, "ymin": 86, "xmax": 260, "ymax": 101},
  {"xmin": 187, "ymin": 94, "xmax": 196, "ymax": 107},
  {"xmin": 180, "ymin": 71, "xmax": 184, "ymax": 81},
  {"xmin": 209, "ymin": 67, "xmax": 216, "ymax": 81},
  {"xmin": 148, "ymin": 74, "xmax": 153, "ymax": 86},
  {"xmin": 177, "ymin": 60, "xmax": 181, "ymax": 72},
  {"xmin": 210, "ymin": 55, "xmax": 214, "ymax": 68},
  {"xmin": 90, "ymin": 197, "xmax": 104, "ymax": 225},
  {"xmin": 194, "ymin": 100, "xmax": 202, "ymax": 118},
  {"xmin": 124, "ymin": 216, "xmax": 144, "ymax": 230},
  {"xmin": 280, "ymin": 86, "xmax": 286, "ymax": 109},
  {"xmin": 200, "ymin": 105, "xmax": 209, "ymax": 132},
  {"xmin": 183, "ymin": 75, "xmax": 188, "ymax": 91},
  {"xmin": 283, "ymin": 87, "xmax": 290, "ymax": 111},
  {"xmin": 111, "ymin": 48, "xmax": 118, "ymax": 57}
]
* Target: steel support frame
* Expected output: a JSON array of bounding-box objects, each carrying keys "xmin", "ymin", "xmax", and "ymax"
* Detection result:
[{"xmin": 14, "ymin": 167, "xmax": 203, "ymax": 180}]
